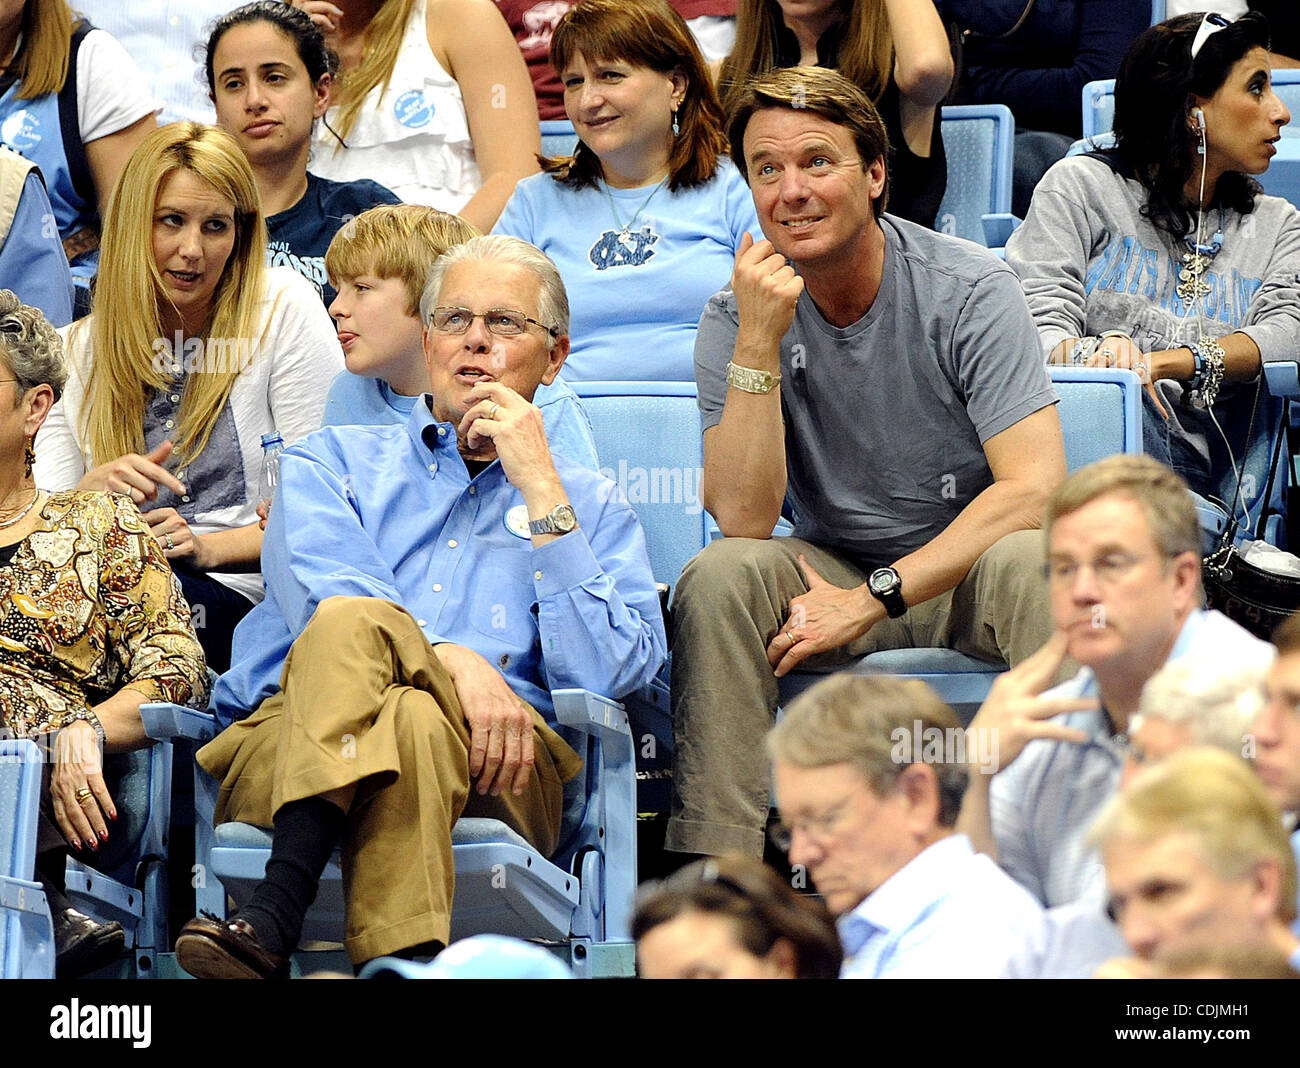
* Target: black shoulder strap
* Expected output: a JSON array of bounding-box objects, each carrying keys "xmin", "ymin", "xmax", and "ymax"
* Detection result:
[{"xmin": 58, "ymin": 19, "xmax": 95, "ymax": 212}]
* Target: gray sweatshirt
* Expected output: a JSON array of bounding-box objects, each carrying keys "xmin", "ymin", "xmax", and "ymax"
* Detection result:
[{"xmin": 1006, "ymin": 153, "xmax": 1300, "ymax": 479}]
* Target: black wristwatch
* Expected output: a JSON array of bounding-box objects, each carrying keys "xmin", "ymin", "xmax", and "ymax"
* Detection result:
[{"xmin": 867, "ymin": 567, "xmax": 907, "ymax": 618}]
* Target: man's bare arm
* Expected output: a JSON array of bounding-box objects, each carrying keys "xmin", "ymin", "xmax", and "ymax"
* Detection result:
[{"xmin": 700, "ymin": 234, "xmax": 802, "ymax": 539}]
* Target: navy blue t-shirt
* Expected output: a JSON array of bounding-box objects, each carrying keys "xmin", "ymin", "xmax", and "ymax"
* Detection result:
[{"xmin": 265, "ymin": 172, "xmax": 401, "ymax": 307}]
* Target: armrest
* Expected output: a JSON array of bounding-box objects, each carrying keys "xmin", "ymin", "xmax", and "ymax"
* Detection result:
[
  {"xmin": 981, "ymin": 212, "xmax": 1022, "ymax": 248},
  {"xmin": 1264, "ymin": 361, "xmax": 1300, "ymax": 399},
  {"xmin": 552, "ymin": 689, "xmax": 630, "ymax": 744},
  {"xmin": 0, "ymin": 875, "xmax": 48, "ymax": 916},
  {"xmin": 139, "ymin": 703, "xmax": 218, "ymax": 744}
]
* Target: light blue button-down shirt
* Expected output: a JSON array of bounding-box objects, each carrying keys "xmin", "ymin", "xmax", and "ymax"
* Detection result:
[
  {"xmin": 837, "ymin": 834, "xmax": 1047, "ymax": 978},
  {"xmin": 211, "ymin": 397, "xmax": 666, "ymax": 727},
  {"xmin": 990, "ymin": 609, "xmax": 1274, "ymax": 908}
]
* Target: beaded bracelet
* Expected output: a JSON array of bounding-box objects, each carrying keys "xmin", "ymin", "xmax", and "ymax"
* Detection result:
[{"xmin": 1190, "ymin": 337, "xmax": 1226, "ymax": 409}]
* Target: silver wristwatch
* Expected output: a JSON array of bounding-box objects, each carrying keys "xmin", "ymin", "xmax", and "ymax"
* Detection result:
[
  {"xmin": 726, "ymin": 361, "xmax": 781, "ymax": 394},
  {"xmin": 528, "ymin": 504, "xmax": 578, "ymax": 536}
]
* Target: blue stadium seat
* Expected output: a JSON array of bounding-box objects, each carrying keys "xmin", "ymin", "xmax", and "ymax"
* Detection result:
[
  {"xmin": 1081, "ymin": 79, "xmax": 1115, "ymax": 142},
  {"xmin": 0, "ymin": 738, "xmax": 54, "ymax": 978},
  {"xmin": 1273, "ymin": 69, "xmax": 1300, "ymax": 139},
  {"xmin": 58, "ymin": 743, "xmax": 175, "ymax": 978},
  {"xmin": 936, "ymin": 104, "xmax": 1015, "ymax": 248},
  {"xmin": 779, "ymin": 367, "xmax": 1145, "ymax": 710},
  {"xmin": 144, "ymin": 686, "xmax": 640, "ymax": 979},
  {"xmin": 1150, "ymin": 0, "xmax": 1165, "ymax": 25},
  {"xmin": 540, "ymin": 119, "xmax": 578, "ymax": 159}
]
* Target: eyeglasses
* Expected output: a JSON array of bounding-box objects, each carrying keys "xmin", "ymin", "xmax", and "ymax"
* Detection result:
[
  {"xmin": 430, "ymin": 307, "xmax": 557, "ymax": 339},
  {"xmin": 1191, "ymin": 12, "xmax": 1233, "ymax": 61},
  {"xmin": 1043, "ymin": 551, "xmax": 1172, "ymax": 588},
  {"xmin": 769, "ymin": 793, "xmax": 858, "ymax": 852}
]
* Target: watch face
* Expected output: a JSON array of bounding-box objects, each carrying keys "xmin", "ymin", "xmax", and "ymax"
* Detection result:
[
  {"xmin": 553, "ymin": 505, "xmax": 577, "ymax": 531},
  {"xmin": 869, "ymin": 569, "xmax": 896, "ymax": 594}
]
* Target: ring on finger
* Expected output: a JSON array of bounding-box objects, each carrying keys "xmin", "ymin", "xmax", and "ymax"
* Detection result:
[
  {"xmin": 165, "ymin": 534, "xmax": 175, "ymax": 550},
  {"xmin": 787, "ymin": 630, "xmax": 797, "ymax": 645},
  {"xmin": 74, "ymin": 787, "xmax": 93, "ymax": 802},
  {"xmin": 488, "ymin": 402, "xmax": 501, "ymax": 420}
]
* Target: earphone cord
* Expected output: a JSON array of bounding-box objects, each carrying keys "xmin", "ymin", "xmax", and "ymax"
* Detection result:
[{"xmin": 1194, "ymin": 116, "xmax": 1249, "ymax": 538}]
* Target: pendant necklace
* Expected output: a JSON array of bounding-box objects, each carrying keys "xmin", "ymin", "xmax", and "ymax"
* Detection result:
[
  {"xmin": 602, "ymin": 176, "xmax": 668, "ymax": 249},
  {"xmin": 1176, "ymin": 207, "xmax": 1223, "ymax": 306}
]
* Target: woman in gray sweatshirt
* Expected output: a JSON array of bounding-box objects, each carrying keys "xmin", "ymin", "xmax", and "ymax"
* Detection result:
[{"xmin": 1007, "ymin": 11, "xmax": 1300, "ymax": 502}]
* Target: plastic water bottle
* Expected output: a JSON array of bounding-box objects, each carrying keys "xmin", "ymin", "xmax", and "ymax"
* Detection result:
[{"xmin": 257, "ymin": 432, "xmax": 285, "ymax": 511}]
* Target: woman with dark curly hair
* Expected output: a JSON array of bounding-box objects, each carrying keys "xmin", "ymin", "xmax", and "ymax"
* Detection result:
[
  {"xmin": 1006, "ymin": 11, "xmax": 1300, "ymax": 500},
  {"xmin": 633, "ymin": 854, "xmax": 843, "ymax": 978},
  {"xmin": 0, "ymin": 289, "xmax": 207, "ymax": 976}
]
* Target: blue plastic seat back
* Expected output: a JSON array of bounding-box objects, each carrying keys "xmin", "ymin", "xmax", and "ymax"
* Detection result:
[
  {"xmin": 1273, "ymin": 70, "xmax": 1300, "ymax": 138},
  {"xmin": 1049, "ymin": 366, "xmax": 1143, "ymax": 469},
  {"xmin": 572, "ymin": 381, "xmax": 707, "ymax": 588},
  {"xmin": 1, "ymin": 740, "xmax": 44, "ymax": 975},
  {"xmin": 1082, "ymin": 79, "xmax": 1115, "ymax": 142},
  {"xmin": 936, "ymin": 104, "xmax": 1014, "ymax": 245},
  {"xmin": 540, "ymin": 119, "xmax": 578, "ymax": 159}
]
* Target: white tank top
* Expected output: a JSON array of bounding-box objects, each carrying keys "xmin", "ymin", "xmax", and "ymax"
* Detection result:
[{"xmin": 310, "ymin": 0, "xmax": 482, "ymax": 210}]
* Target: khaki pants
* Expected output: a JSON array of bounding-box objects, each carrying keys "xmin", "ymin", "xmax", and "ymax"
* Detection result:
[
  {"xmin": 667, "ymin": 529, "xmax": 1053, "ymax": 857},
  {"xmin": 197, "ymin": 596, "xmax": 583, "ymax": 964}
]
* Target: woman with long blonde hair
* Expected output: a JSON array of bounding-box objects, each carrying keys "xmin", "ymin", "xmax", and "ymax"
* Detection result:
[
  {"xmin": 294, "ymin": 0, "xmax": 540, "ymax": 231},
  {"xmin": 34, "ymin": 123, "xmax": 342, "ymax": 670},
  {"xmin": 717, "ymin": 0, "xmax": 952, "ymax": 227}
]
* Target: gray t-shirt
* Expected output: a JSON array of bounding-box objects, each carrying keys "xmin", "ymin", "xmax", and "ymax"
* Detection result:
[{"xmin": 695, "ymin": 215, "xmax": 1057, "ymax": 565}]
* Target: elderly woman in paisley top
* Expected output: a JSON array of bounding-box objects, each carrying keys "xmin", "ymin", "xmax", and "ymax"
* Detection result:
[{"xmin": 0, "ymin": 289, "xmax": 207, "ymax": 977}]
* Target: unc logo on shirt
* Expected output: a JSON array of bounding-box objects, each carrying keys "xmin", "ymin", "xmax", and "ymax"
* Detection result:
[
  {"xmin": 588, "ymin": 226, "xmax": 659, "ymax": 271},
  {"xmin": 1, "ymin": 109, "xmax": 42, "ymax": 154},
  {"xmin": 394, "ymin": 90, "xmax": 434, "ymax": 129}
]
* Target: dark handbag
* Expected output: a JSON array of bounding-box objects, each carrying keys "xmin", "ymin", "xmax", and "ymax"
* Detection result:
[
  {"xmin": 1202, "ymin": 543, "xmax": 1300, "ymax": 640},
  {"xmin": 1201, "ymin": 388, "xmax": 1300, "ymax": 639}
]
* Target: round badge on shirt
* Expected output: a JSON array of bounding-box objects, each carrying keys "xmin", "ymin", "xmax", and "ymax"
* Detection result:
[
  {"xmin": 393, "ymin": 90, "xmax": 434, "ymax": 128},
  {"xmin": 504, "ymin": 504, "xmax": 531, "ymax": 539}
]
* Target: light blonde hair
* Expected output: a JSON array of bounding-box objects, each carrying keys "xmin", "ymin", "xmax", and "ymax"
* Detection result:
[
  {"xmin": 1046, "ymin": 454, "xmax": 1201, "ymax": 560},
  {"xmin": 717, "ymin": 0, "xmax": 892, "ymax": 116},
  {"xmin": 325, "ymin": 205, "xmax": 477, "ymax": 316},
  {"xmin": 1089, "ymin": 747, "xmax": 1298, "ymax": 924},
  {"xmin": 10, "ymin": 0, "xmax": 76, "ymax": 99},
  {"xmin": 74, "ymin": 123, "xmax": 266, "ymax": 468},
  {"xmin": 326, "ymin": 0, "xmax": 413, "ymax": 145},
  {"xmin": 767, "ymin": 674, "xmax": 968, "ymax": 828}
]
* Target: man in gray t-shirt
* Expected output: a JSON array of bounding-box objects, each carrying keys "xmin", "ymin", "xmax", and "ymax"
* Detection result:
[{"xmin": 667, "ymin": 67, "xmax": 1066, "ymax": 859}]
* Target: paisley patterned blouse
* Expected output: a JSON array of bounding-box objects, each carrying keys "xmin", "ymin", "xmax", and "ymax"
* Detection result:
[{"xmin": 0, "ymin": 491, "xmax": 208, "ymax": 738}]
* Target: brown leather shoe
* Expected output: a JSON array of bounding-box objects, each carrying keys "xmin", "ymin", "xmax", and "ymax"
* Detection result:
[{"xmin": 175, "ymin": 913, "xmax": 289, "ymax": 979}]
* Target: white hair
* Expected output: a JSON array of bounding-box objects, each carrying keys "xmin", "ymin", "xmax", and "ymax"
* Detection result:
[
  {"xmin": 1133, "ymin": 659, "xmax": 1267, "ymax": 754},
  {"xmin": 419, "ymin": 234, "xmax": 570, "ymax": 340}
]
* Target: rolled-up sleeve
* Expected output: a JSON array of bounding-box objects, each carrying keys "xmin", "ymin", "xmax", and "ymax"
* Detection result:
[{"xmin": 532, "ymin": 484, "xmax": 667, "ymax": 699}]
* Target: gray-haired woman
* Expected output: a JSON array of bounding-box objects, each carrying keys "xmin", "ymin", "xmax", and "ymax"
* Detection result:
[{"xmin": 0, "ymin": 289, "xmax": 208, "ymax": 976}]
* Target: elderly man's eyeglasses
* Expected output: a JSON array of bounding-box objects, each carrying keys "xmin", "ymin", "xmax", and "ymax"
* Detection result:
[
  {"xmin": 769, "ymin": 794, "xmax": 858, "ymax": 852},
  {"xmin": 431, "ymin": 307, "xmax": 557, "ymax": 339},
  {"xmin": 1191, "ymin": 12, "xmax": 1233, "ymax": 60}
]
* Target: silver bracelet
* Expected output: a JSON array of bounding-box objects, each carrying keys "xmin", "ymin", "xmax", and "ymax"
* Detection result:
[{"xmin": 1191, "ymin": 337, "xmax": 1226, "ymax": 409}]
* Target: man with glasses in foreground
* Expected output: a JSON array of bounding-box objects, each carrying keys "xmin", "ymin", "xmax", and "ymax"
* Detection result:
[
  {"xmin": 174, "ymin": 234, "xmax": 666, "ymax": 977},
  {"xmin": 769, "ymin": 674, "xmax": 1046, "ymax": 977},
  {"xmin": 959, "ymin": 454, "xmax": 1273, "ymax": 911}
]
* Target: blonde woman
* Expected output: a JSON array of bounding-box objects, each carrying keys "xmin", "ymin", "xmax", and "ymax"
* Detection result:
[
  {"xmin": 34, "ymin": 123, "xmax": 342, "ymax": 671},
  {"xmin": 716, "ymin": 0, "xmax": 952, "ymax": 227},
  {"xmin": 298, "ymin": 0, "xmax": 540, "ymax": 231}
]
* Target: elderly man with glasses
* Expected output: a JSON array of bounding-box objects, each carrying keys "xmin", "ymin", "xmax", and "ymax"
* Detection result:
[
  {"xmin": 769, "ymin": 674, "xmax": 1046, "ymax": 978},
  {"xmin": 958, "ymin": 454, "xmax": 1274, "ymax": 911},
  {"xmin": 174, "ymin": 234, "xmax": 666, "ymax": 978}
]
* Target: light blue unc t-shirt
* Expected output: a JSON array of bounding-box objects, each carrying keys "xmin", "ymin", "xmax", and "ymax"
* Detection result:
[{"xmin": 494, "ymin": 161, "xmax": 761, "ymax": 382}]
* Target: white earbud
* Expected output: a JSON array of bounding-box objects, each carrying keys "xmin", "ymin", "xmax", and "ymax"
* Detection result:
[{"xmin": 1194, "ymin": 107, "xmax": 1206, "ymax": 131}]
